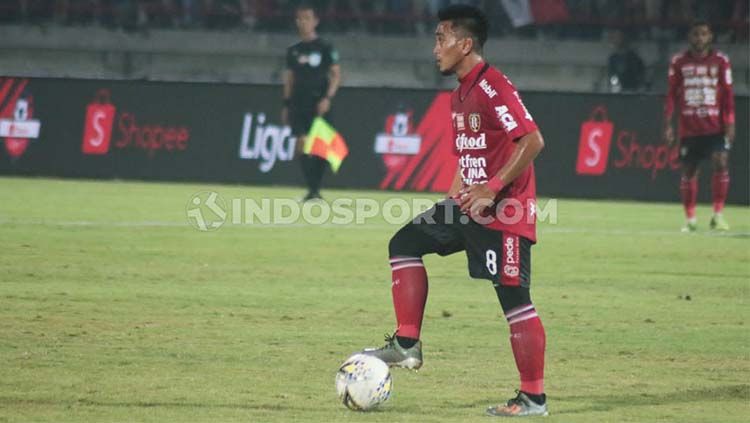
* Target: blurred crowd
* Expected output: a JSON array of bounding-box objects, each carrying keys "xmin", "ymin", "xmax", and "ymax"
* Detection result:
[{"xmin": 1, "ymin": 0, "xmax": 747, "ymax": 41}]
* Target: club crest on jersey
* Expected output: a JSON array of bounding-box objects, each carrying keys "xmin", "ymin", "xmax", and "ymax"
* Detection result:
[{"xmin": 469, "ymin": 113, "xmax": 481, "ymax": 132}]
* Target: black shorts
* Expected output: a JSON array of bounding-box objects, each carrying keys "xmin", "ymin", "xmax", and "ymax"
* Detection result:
[
  {"xmin": 391, "ymin": 199, "xmax": 532, "ymax": 287},
  {"xmin": 289, "ymin": 98, "xmax": 330, "ymax": 137},
  {"xmin": 679, "ymin": 134, "xmax": 729, "ymax": 165}
]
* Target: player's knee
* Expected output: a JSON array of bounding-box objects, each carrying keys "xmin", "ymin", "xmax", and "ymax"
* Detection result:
[
  {"xmin": 712, "ymin": 156, "xmax": 729, "ymax": 172},
  {"xmin": 682, "ymin": 165, "xmax": 698, "ymax": 179},
  {"xmin": 494, "ymin": 285, "xmax": 532, "ymax": 313},
  {"xmin": 388, "ymin": 225, "xmax": 422, "ymax": 258}
]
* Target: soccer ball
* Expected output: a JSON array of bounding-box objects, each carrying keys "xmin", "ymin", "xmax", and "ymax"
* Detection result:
[{"xmin": 335, "ymin": 354, "xmax": 392, "ymax": 411}]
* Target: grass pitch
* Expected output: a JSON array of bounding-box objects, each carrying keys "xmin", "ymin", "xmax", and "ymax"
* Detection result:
[{"xmin": 0, "ymin": 177, "xmax": 748, "ymax": 422}]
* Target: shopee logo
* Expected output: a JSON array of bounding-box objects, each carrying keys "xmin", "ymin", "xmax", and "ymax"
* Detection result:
[
  {"xmin": 576, "ymin": 106, "xmax": 613, "ymax": 175},
  {"xmin": 82, "ymin": 90, "xmax": 115, "ymax": 155}
]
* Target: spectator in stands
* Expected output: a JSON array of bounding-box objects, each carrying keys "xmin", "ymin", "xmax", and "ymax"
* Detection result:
[
  {"xmin": 202, "ymin": 0, "xmax": 242, "ymax": 29},
  {"xmin": 606, "ymin": 29, "xmax": 646, "ymax": 92}
]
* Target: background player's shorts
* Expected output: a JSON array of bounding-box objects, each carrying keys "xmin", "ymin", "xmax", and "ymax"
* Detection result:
[
  {"xmin": 393, "ymin": 199, "xmax": 532, "ymax": 287},
  {"xmin": 679, "ymin": 134, "xmax": 729, "ymax": 165}
]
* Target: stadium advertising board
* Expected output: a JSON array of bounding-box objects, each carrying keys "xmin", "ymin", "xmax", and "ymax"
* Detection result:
[{"xmin": 0, "ymin": 76, "xmax": 746, "ymax": 204}]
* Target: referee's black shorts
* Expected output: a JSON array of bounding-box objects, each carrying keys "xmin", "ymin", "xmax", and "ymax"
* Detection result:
[{"xmin": 290, "ymin": 97, "xmax": 329, "ymax": 137}]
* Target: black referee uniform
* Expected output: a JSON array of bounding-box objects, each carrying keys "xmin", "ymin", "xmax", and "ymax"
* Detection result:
[{"xmin": 285, "ymin": 38, "xmax": 339, "ymax": 200}]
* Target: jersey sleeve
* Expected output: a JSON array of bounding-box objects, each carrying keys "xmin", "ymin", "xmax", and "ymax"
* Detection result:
[
  {"xmin": 719, "ymin": 54, "xmax": 735, "ymax": 126},
  {"xmin": 325, "ymin": 43, "xmax": 340, "ymax": 67},
  {"xmin": 664, "ymin": 54, "xmax": 681, "ymax": 121},
  {"xmin": 486, "ymin": 75, "xmax": 538, "ymax": 141}
]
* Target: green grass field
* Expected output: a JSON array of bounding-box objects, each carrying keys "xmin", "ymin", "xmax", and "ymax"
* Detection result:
[{"xmin": 1, "ymin": 177, "xmax": 748, "ymax": 422}]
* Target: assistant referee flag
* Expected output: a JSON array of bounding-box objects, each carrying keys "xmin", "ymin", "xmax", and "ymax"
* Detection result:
[{"xmin": 304, "ymin": 117, "xmax": 349, "ymax": 173}]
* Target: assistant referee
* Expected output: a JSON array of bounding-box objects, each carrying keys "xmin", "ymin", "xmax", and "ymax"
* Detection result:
[{"xmin": 281, "ymin": 2, "xmax": 341, "ymax": 202}]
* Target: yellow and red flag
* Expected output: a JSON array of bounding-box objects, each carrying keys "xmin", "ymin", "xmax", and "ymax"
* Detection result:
[{"xmin": 304, "ymin": 117, "xmax": 349, "ymax": 173}]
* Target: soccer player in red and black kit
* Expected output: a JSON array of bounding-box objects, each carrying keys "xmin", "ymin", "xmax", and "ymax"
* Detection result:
[
  {"xmin": 664, "ymin": 20, "xmax": 735, "ymax": 232},
  {"xmin": 361, "ymin": 5, "xmax": 548, "ymax": 417}
]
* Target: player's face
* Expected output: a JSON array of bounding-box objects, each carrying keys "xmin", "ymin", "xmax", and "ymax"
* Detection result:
[
  {"xmin": 295, "ymin": 9, "xmax": 318, "ymax": 38},
  {"xmin": 433, "ymin": 22, "xmax": 470, "ymax": 76},
  {"xmin": 688, "ymin": 25, "xmax": 712, "ymax": 53}
]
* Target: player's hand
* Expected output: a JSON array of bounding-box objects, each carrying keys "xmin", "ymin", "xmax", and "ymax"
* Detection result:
[
  {"xmin": 457, "ymin": 183, "xmax": 496, "ymax": 216},
  {"xmin": 725, "ymin": 124, "xmax": 736, "ymax": 146},
  {"xmin": 663, "ymin": 125, "xmax": 675, "ymax": 147},
  {"xmin": 317, "ymin": 97, "xmax": 331, "ymax": 115},
  {"xmin": 295, "ymin": 135, "xmax": 306, "ymax": 156},
  {"xmin": 281, "ymin": 106, "xmax": 289, "ymax": 126}
]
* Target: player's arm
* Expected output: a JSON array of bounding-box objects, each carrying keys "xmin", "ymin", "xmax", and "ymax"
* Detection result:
[
  {"xmin": 459, "ymin": 131, "xmax": 544, "ymax": 214},
  {"xmin": 318, "ymin": 44, "xmax": 341, "ymax": 115},
  {"xmin": 317, "ymin": 64, "xmax": 341, "ymax": 115},
  {"xmin": 663, "ymin": 56, "xmax": 679, "ymax": 146},
  {"xmin": 720, "ymin": 57, "xmax": 736, "ymax": 145},
  {"xmin": 281, "ymin": 69, "xmax": 293, "ymax": 126},
  {"xmin": 327, "ymin": 64, "xmax": 341, "ymax": 99}
]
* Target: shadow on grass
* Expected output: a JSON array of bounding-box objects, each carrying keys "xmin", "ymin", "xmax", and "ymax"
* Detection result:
[
  {"xmin": 451, "ymin": 384, "xmax": 749, "ymax": 415},
  {"xmin": 553, "ymin": 384, "xmax": 749, "ymax": 415}
]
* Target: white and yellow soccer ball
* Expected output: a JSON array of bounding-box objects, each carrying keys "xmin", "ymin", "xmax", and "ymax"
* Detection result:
[{"xmin": 335, "ymin": 354, "xmax": 392, "ymax": 411}]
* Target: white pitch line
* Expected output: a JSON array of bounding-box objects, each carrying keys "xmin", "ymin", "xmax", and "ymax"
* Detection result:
[{"xmin": 0, "ymin": 219, "xmax": 748, "ymax": 238}]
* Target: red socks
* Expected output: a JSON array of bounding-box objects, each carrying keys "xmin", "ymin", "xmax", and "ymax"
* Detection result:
[
  {"xmin": 391, "ymin": 256, "xmax": 546, "ymax": 395},
  {"xmin": 505, "ymin": 305, "xmax": 546, "ymax": 395},
  {"xmin": 680, "ymin": 176, "xmax": 698, "ymax": 219},
  {"xmin": 681, "ymin": 172, "xmax": 730, "ymax": 217},
  {"xmin": 712, "ymin": 171, "xmax": 730, "ymax": 214},
  {"xmin": 390, "ymin": 256, "xmax": 428, "ymax": 340}
]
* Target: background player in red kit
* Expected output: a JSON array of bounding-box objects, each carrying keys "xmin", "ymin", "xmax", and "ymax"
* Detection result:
[
  {"xmin": 361, "ymin": 5, "xmax": 548, "ymax": 418},
  {"xmin": 664, "ymin": 20, "xmax": 735, "ymax": 232}
]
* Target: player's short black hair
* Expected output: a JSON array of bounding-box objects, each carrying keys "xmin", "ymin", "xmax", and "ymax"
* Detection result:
[
  {"xmin": 689, "ymin": 19, "xmax": 711, "ymax": 31},
  {"xmin": 437, "ymin": 4, "xmax": 489, "ymax": 51},
  {"xmin": 295, "ymin": 1, "xmax": 318, "ymax": 17}
]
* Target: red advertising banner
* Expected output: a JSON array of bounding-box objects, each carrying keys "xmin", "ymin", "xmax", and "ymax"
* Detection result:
[
  {"xmin": 82, "ymin": 89, "xmax": 115, "ymax": 155},
  {"xmin": 576, "ymin": 106, "xmax": 614, "ymax": 176}
]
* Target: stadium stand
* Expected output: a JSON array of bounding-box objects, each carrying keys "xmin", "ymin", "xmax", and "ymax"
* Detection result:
[{"xmin": 0, "ymin": 0, "xmax": 747, "ymax": 93}]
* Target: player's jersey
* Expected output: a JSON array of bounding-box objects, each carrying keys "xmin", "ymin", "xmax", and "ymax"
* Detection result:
[
  {"xmin": 664, "ymin": 49, "xmax": 735, "ymax": 138},
  {"xmin": 451, "ymin": 62, "xmax": 539, "ymax": 242},
  {"xmin": 286, "ymin": 38, "xmax": 339, "ymax": 103}
]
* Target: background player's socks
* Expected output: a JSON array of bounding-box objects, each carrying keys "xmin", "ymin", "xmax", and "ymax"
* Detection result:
[
  {"xmin": 712, "ymin": 171, "xmax": 730, "ymax": 214},
  {"xmin": 680, "ymin": 176, "xmax": 698, "ymax": 219},
  {"xmin": 505, "ymin": 304, "xmax": 546, "ymax": 396},
  {"xmin": 390, "ymin": 256, "xmax": 428, "ymax": 340}
]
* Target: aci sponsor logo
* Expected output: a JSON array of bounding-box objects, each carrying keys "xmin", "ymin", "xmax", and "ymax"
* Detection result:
[
  {"xmin": 494, "ymin": 105, "xmax": 518, "ymax": 133},
  {"xmin": 576, "ymin": 105, "xmax": 678, "ymax": 179},
  {"xmin": 0, "ymin": 78, "xmax": 41, "ymax": 160},
  {"xmin": 238, "ymin": 113, "xmax": 296, "ymax": 173},
  {"xmin": 81, "ymin": 89, "xmax": 191, "ymax": 158}
]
